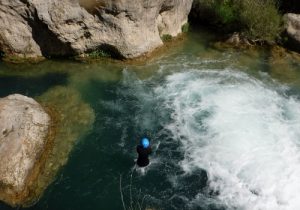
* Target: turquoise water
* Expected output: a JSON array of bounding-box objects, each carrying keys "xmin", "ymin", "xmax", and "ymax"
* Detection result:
[{"xmin": 1, "ymin": 28, "xmax": 300, "ymax": 210}]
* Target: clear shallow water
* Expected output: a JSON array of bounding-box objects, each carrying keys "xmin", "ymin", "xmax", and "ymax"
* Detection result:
[{"xmin": 1, "ymin": 28, "xmax": 300, "ymax": 210}]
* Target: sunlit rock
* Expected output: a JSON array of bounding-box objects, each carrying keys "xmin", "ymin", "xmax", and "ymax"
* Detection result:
[
  {"xmin": 0, "ymin": 94, "xmax": 50, "ymax": 206},
  {"xmin": 0, "ymin": 0, "xmax": 193, "ymax": 59},
  {"xmin": 284, "ymin": 13, "xmax": 300, "ymax": 52},
  {"xmin": 0, "ymin": 87, "xmax": 95, "ymax": 207}
]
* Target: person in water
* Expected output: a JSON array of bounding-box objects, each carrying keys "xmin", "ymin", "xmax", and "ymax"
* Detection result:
[{"xmin": 136, "ymin": 137, "xmax": 152, "ymax": 167}]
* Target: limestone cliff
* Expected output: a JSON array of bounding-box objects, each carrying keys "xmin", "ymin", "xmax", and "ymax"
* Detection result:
[{"xmin": 0, "ymin": 0, "xmax": 193, "ymax": 59}]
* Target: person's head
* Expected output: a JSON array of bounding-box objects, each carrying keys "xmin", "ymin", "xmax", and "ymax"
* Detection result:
[{"xmin": 140, "ymin": 137, "xmax": 150, "ymax": 149}]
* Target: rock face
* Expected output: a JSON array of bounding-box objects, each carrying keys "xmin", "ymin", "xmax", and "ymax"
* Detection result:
[
  {"xmin": 0, "ymin": 94, "xmax": 50, "ymax": 206},
  {"xmin": 0, "ymin": 0, "xmax": 193, "ymax": 59},
  {"xmin": 284, "ymin": 13, "xmax": 300, "ymax": 51}
]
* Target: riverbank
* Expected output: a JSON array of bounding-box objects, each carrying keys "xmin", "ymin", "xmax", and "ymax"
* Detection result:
[{"xmin": 2, "ymin": 0, "xmax": 300, "ymax": 64}]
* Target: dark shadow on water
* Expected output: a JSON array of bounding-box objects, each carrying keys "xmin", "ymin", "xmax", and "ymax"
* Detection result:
[{"xmin": 0, "ymin": 73, "xmax": 69, "ymax": 98}]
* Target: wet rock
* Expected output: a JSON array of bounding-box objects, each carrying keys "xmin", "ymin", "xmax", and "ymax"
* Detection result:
[
  {"xmin": 0, "ymin": 94, "xmax": 50, "ymax": 206},
  {"xmin": 225, "ymin": 32, "xmax": 251, "ymax": 46},
  {"xmin": 0, "ymin": 0, "xmax": 193, "ymax": 59},
  {"xmin": 0, "ymin": 1, "xmax": 43, "ymax": 58}
]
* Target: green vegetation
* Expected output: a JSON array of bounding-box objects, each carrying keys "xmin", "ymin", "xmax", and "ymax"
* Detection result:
[
  {"xmin": 88, "ymin": 49, "xmax": 111, "ymax": 58},
  {"xmin": 161, "ymin": 34, "xmax": 173, "ymax": 42},
  {"xmin": 240, "ymin": 0, "xmax": 282, "ymax": 43},
  {"xmin": 83, "ymin": 44, "xmax": 124, "ymax": 60},
  {"xmin": 191, "ymin": 0, "xmax": 282, "ymax": 43},
  {"xmin": 181, "ymin": 22, "xmax": 190, "ymax": 33}
]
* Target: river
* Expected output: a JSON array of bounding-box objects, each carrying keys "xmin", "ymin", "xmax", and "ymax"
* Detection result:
[{"xmin": 1, "ymin": 28, "xmax": 300, "ymax": 210}]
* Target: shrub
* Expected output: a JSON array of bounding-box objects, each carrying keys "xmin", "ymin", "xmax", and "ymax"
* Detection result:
[
  {"xmin": 88, "ymin": 49, "xmax": 111, "ymax": 58},
  {"xmin": 190, "ymin": 0, "xmax": 239, "ymax": 31},
  {"xmin": 239, "ymin": 0, "xmax": 282, "ymax": 42},
  {"xmin": 161, "ymin": 34, "xmax": 173, "ymax": 42},
  {"xmin": 214, "ymin": 0, "xmax": 239, "ymax": 25},
  {"xmin": 191, "ymin": 0, "xmax": 282, "ymax": 43}
]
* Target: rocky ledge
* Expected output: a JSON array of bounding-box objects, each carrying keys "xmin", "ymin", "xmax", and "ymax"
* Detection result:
[
  {"xmin": 0, "ymin": 0, "xmax": 192, "ymax": 60},
  {"xmin": 0, "ymin": 94, "xmax": 50, "ymax": 206}
]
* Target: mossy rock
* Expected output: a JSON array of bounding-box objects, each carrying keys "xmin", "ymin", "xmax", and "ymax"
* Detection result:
[
  {"xmin": 2, "ymin": 54, "xmax": 45, "ymax": 64},
  {"xmin": 18, "ymin": 86, "xmax": 96, "ymax": 206}
]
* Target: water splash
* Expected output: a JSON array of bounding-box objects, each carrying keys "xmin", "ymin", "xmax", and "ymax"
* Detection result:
[{"xmin": 155, "ymin": 69, "xmax": 300, "ymax": 210}]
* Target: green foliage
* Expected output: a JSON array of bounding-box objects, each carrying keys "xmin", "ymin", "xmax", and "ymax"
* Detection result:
[
  {"xmin": 239, "ymin": 0, "xmax": 282, "ymax": 42},
  {"xmin": 88, "ymin": 49, "xmax": 111, "ymax": 58},
  {"xmin": 182, "ymin": 22, "xmax": 190, "ymax": 33},
  {"xmin": 192, "ymin": 0, "xmax": 282, "ymax": 42},
  {"xmin": 214, "ymin": 0, "xmax": 238, "ymax": 25},
  {"xmin": 161, "ymin": 34, "xmax": 173, "ymax": 42},
  {"xmin": 191, "ymin": 0, "xmax": 239, "ymax": 30}
]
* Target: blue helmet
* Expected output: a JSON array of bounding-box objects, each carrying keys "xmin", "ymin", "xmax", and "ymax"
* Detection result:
[{"xmin": 141, "ymin": 137, "xmax": 150, "ymax": 148}]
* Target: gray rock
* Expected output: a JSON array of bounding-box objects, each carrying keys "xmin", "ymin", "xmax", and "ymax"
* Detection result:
[
  {"xmin": 225, "ymin": 32, "xmax": 252, "ymax": 46},
  {"xmin": 0, "ymin": 0, "xmax": 193, "ymax": 59},
  {"xmin": 0, "ymin": 1, "xmax": 42, "ymax": 57},
  {"xmin": 284, "ymin": 13, "xmax": 300, "ymax": 51},
  {"xmin": 0, "ymin": 94, "xmax": 50, "ymax": 206}
]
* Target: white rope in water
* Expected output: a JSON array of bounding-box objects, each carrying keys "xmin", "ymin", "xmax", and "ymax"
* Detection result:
[{"xmin": 119, "ymin": 174, "xmax": 127, "ymax": 210}]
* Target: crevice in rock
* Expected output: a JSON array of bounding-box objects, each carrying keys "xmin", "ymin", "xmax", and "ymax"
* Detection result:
[
  {"xmin": 88, "ymin": 43, "xmax": 125, "ymax": 59},
  {"xmin": 0, "ymin": 51, "xmax": 4, "ymax": 60},
  {"xmin": 19, "ymin": 0, "xmax": 31, "ymax": 9},
  {"xmin": 79, "ymin": 0, "xmax": 106, "ymax": 15},
  {"xmin": 101, "ymin": 43, "xmax": 124, "ymax": 59},
  {"xmin": 159, "ymin": 1, "xmax": 174, "ymax": 14},
  {"xmin": 25, "ymin": 8, "xmax": 76, "ymax": 58},
  {"xmin": 282, "ymin": 31, "xmax": 300, "ymax": 53}
]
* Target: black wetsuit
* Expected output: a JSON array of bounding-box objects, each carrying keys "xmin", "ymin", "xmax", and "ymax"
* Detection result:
[{"xmin": 136, "ymin": 145, "xmax": 152, "ymax": 167}]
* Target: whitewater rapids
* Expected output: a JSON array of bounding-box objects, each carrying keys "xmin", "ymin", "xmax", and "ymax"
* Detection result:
[{"xmin": 152, "ymin": 69, "xmax": 300, "ymax": 210}]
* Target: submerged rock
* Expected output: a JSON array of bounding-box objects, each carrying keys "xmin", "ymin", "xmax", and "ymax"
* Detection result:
[
  {"xmin": 0, "ymin": 0, "xmax": 192, "ymax": 60},
  {"xmin": 34, "ymin": 86, "xmax": 95, "ymax": 205},
  {"xmin": 0, "ymin": 88, "xmax": 95, "ymax": 207},
  {"xmin": 269, "ymin": 45, "xmax": 300, "ymax": 83},
  {"xmin": 0, "ymin": 94, "xmax": 51, "ymax": 206}
]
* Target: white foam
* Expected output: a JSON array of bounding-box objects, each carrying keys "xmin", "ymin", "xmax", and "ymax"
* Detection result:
[{"xmin": 156, "ymin": 69, "xmax": 300, "ymax": 210}]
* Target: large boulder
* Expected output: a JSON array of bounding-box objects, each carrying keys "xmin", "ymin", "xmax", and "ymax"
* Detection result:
[
  {"xmin": 284, "ymin": 13, "xmax": 300, "ymax": 52},
  {"xmin": 0, "ymin": 94, "xmax": 50, "ymax": 206},
  {"xmin": 0, "ymin": 0, "xmax": 193, "ymax": 59}
]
